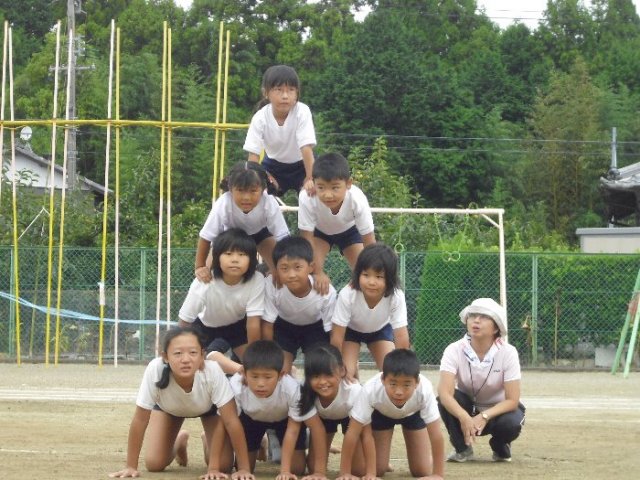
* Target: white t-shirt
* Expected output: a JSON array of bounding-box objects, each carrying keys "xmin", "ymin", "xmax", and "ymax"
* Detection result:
[
  {"xmin": 350, "ymin": 372, "xmax": 440, "ymax": 426},
  {"xmin": 263, "ymin": 275, "xmax": 337, "ymax": 331},
  {"xmin": 298, "ymin": 185, "xmax": 374, "ymax": 236},
  {"xmin": 178, "ymin": 273, "xmax": 265, "ymax": 327},
  {"xmin": 314, "ymin": 379, "xmax": 362, "ymax": 421},
  {"xmin": 136, "ymin": 357, "xmax": 234, "ymax": 417},
  {"xmin": 229, "ymin": 372, "xmax": 315, "ymax": 423},
  {"xmin": 199, "ymin": 191, "xmax": 289, "ymax": 242},
  {"xmin": 243, "ymin": 102, "xmax": 316, "ymax": 164},
  {"xmin": 439, "ymin": 337, "xmax": 522, "ymax": 410},
  {"xmin": 332, "ymin": 285, "xmax": 408, "ymax": 333}
]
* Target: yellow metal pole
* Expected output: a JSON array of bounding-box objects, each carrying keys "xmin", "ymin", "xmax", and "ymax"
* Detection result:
[
  {"xmin": 114, "ymin": 26, "xmax": 121, "ymax": 366},
  {"xmin": 212, "ymin": 22, "xmax": 224, "ymax": 203},
  {"xmin": 219, "ymin": 29, "xmax": 231, "ymax": 184},
  {"xmin": 45, "ymin": 21, "xmax": 62, "ymax": 366}
]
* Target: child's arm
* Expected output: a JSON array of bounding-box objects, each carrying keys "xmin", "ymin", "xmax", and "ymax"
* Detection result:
[
  {"xmin": 336, "ymin": 418, "xmax": 367, "ymax": 480},
  {"xmin": 418, "ymin": 420, "xmax": 445, "ymax": 480},
  {"xmin": 207, "ymin": 351, "xmax": 243, "ymax": 375},
  {"xmin": 300, "ymin": 144, "xmax": 315, "ymax": 196},
  {"xmin": 261, "ymin": 319, "xmax": 274, "ymax": 341},
  {"xmin": 277, "ymin": 418, "xmax": 302, "ymax": 480},
  {"xmin": 195, "ymin": 237, "xmax": 213, "ymax": 283},
  {"xmin": 247, "ymin": 152, "xmax": 260, "ymax": 163},
  {"xmin": 217, "ymin": 400, "xmax": 254, "ymax": 479},
  {"xmin": 359, "ymin": 424, "xmax": 378, "ymax": 480},
  {"xmin": 108, "ymin": 406, "xmax": 151, "ymax": 478},
  {"xmin": 393, "ymin": 326, "xmax": 411, "ymax": 350},
  {"xmin": 246, "ymin": 315, "xmax": 261, "ymax": 345},
  {"xmin": 302, "ymin": 414, "xmax": 328, "ymax": 480},
  {"xmin": 361, "ymin": 231, "xmax": 376, "ymax": 246},
  {"xmin": 330, "ymin": 324, "xmax": 346, "ymax": 357}
]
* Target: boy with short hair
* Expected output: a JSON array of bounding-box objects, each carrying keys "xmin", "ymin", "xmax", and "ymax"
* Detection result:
[
  {"xmin": 337, "ymin": 349, "xmax": 445, "ymax": 480},
  {"xmin": 298, "ymin": 152, "xmax": 375, "ymax": 295},
  {"xmin": 224, "ymin": 340, "xmax": 328, "ymax": 479},
  {"xmin": 262, "ymin": 236, "xmax": 337, "ymax": 374}
]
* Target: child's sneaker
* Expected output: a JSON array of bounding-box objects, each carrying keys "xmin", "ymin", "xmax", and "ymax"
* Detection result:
[
  {"xmin": 266, "ymin": 429, "xmax": 281, "ymax": 463},
  {"xmin": 447, "ymin": 446, "xmax": 474, "ymax": 462}
]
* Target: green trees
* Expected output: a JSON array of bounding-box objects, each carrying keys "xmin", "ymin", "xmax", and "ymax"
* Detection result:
[{"xmin": 3, "ymin": 0, "xmax": 640, "ymax": 249}]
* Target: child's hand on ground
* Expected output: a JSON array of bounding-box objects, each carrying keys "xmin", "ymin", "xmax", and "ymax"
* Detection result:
[
  {"xmin": 276, "ymin": 472, "xmax": 298, "ymax": 480},
  {"xmin": 300, "ymin": 472, "xmax": 327, "ymax": 480},
  {"xmin": 108, "ymin": 467, "xmax": 140, "ymax": 478},
  {"xmin": 335, "ymin": 474, "xmax": 359, "ymax": 480},
  {"xmin": 231, "ymin": 469, "xmax": 254, "ymax": 480},
  {"xmin": 200, "ymin": 470, "xmax": 228, "ymax": 480}
]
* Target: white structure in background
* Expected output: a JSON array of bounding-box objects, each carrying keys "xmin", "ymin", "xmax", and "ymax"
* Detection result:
[{"xmin": 2, "ymin": 144, "xmax": 108, "ymax": 200}]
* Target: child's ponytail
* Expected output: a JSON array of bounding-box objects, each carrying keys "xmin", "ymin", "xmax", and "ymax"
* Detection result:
[{"xmin": 155, "ymin": 362, "xmax": 171, "ymax": 389}]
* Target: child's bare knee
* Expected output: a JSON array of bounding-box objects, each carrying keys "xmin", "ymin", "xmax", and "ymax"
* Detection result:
[{"xmin": 144, "ymin": 458, "xmax": 168, "ymax": 472}]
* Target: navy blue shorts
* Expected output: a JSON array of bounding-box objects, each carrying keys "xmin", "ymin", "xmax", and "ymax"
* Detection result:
[
  {"xmin": 191, "ymin": 317, "xmax": 248, "ymax": 351},
  {"xmin": 344, "ymin": 323, "xmax": 393, "ymax": 344},
  {"xmin": 153, "ymin": 403, "xmax": 218, "ymax": 419},
  {"xmin": 239, "ymin": 412, "xmax": 307, "ymax": 451},
  {"xmin": 321, "ymin": 416, "xmax": 349, "ymax": 434},
  {"xmin": 274, "ymin": 317, "xmax": 329, "ymax": 357},
  {"xmin": 371, "ymin": 409, "xmax": 426, "ymax": 431},
  {"xmin": 314, "ymin": 225, "xmax": 363, "ymax": 253},
  {"xmin": 250, "ymin": 227, "xmax": 273, "ymax": 246},
  {"xmin": 262, "ymin": 155, "xmax": 306, "ymax": 195}
]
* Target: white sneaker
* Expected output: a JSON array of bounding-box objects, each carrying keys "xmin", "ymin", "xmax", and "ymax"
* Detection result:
[{"xmin": 447, "ymin": 447, "xmax": 474, "ymax": 462}]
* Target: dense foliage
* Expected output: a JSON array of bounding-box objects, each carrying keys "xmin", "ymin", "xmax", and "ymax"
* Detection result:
[{"xmin": 2, "ymin": 0, "xmax": 640, "ymax": 249}]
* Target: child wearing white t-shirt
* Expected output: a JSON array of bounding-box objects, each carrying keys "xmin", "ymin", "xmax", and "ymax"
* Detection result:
[
  {"xmin": 331, "ymin": 243, "xmax": 410, "ymax": 381},
  {"xmin": 262, "ymin": 236, "xmax": 337, "ymax": 373},
  {"xmin": 109, "ymin": 326, "xmax": 252, "ymax": 480},
  {"xmin": 220, "ymin": 340, "xmax": 328, "ymax": 479},
  {"xmin": 180, "ymin": 228, "xmax": 265, "ymax": 361},
  {"xmin": 298, "ymin": 152, "xmax": 375, "ymax": 295},
  {"xmin": 298, "ymin": 344, "xmax": 371, "ymax": 477},
  {"xmin": 195, "ymin": 161, "xmax": 289, "ymax": 282},
  {"xmin": 244, "ymin": 65, "xmax": 316, "ymax": 197},
  {"xmin": 338, "ymin": 349, "xmax": 445, "ymax": 480}
]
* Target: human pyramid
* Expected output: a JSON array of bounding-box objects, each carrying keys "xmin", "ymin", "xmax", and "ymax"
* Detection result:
[{"xmin": 110, "ymin": 65, "xmax": 524, "ymax": 480}]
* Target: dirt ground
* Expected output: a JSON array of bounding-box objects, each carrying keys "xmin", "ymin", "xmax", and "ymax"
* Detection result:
[{"xmin": 1, "ymin": 363, "xmax": 639, "ymax": 480}]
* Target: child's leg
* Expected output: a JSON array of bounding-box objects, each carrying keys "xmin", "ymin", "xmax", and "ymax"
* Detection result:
[
  {"xmin": 342, "ymin": 340, "xmax": 362, "ymax": 380},
  {"xmin": 342, "ymin": 243, "xmax": 364, "ymax": 269},
  {"xmin": 290, "ymin": 449, "xmax": 307, "ymax": 475},
  {"xmin": 282, "ymin": 350, "xmax": 295, "ymax": 375},
  {"xmin": 368, "ymin": 339, "xmax": 395, "ymax": 370},
  {"xmin": 403, "ymin": 427, "xmax": 432, "ymax": 477},
  {"xmin": 257, "ymin": 237, "xmax": 277, "ymax": 274},
  {"xmin": 372, "ymin": 428, "xmax": 394, "ymax": 477},
  {"xmin": 144, "ymin": 410, "xmax": 186, "ymax": 471}
]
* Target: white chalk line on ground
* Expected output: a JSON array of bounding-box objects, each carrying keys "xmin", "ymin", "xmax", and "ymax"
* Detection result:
[{"xmin": 0, "ymin": 388, "xmax": 638, "ymax": 411}]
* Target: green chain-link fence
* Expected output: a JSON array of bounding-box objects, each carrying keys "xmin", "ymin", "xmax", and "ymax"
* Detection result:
[{"xmin": 1, "ymin": 246, "xmax": 638, "ymax": 368}]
